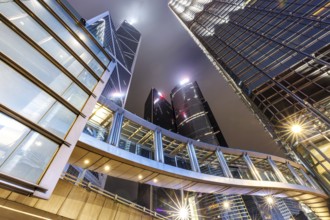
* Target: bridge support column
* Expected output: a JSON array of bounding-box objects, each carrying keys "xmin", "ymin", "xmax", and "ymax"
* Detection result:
[
  {"xmin": 243, "ymin": 153, "xmax": 262, "ymax": 181},
  {"xmin": 216, "ymin": 149, "xmax": 233, "ymax": 178},
  {"xmin": 187, "ymin": 142, "xmax": 200, "ymax": 173},
  {"xmin": 267, "ymin": 157, "xmax": 287, "ymax": 183},
  {"xmin": 107, "ymin": 110, "xmax": 124, "ymax": 147},
  {"xmin": 300, "ymin": 168, "xmax": 320, "ymax": 189},
  {"xmin": 287, "ymin": 162, "xmax": 305, "ymax": 186},
  {"xmin": 153, "ymin": 129, "xmax": 164, "ymax": 163}
]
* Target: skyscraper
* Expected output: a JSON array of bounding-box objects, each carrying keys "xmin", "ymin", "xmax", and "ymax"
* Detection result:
[
  {"xmin": 171, "ymin": 80, "xmax": 228, "ymax": 146},
  {"xmin": 86, "ymin": 12, "xmax": 141, "ymax": 107},
  {"xmin": 171, "ymin": 80, "xmax": 251, "ymax": 219},
  {"xmin": 69, "ymin": 10, "xmax": 141, "ymax": 186},
  {"xmin": 168, "ymin": 0, "xmax": 330, "ymax": 193},
  {"xmin": 144, "ymin": 88, "xmax": 176, "ymax": 132}
]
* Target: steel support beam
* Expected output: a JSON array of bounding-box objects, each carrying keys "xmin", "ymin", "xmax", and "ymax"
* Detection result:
[
  {"xmin": 287, "ymin": 162, "xmax": 305, "ymax": 186},
  {"xmin": 300, "ymin": 168, "xmax": 320, "ymax": 190},
  {"xmin": 153, "ymin": 129, "xmax": 164, "ymax": 163},
  {"xmin": 267, "ymin": 157, "xmax": 288, "ymax": 183},
  {"xmin": 216, "ymin": 150, "xmax": 233, "ymax": 178},
  {"xmin": 107, "ymin": 110, "xmax": 124, "ymax": 147},
  {"xmin": 243, "ymin": 153, "xmax": 262, "ymax": 181},
  {"xmin": 186, "ymin": 142, "xmax": 200, "ymax": 173}
]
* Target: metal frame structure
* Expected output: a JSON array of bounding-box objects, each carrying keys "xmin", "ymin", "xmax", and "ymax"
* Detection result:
[
  {"xmin": 168, "ymin": 0, "xmax": 330, "ymax": 195},
  {"xmin": 78, "ymin": 100, "xmax": 329, "ymax": 219}
]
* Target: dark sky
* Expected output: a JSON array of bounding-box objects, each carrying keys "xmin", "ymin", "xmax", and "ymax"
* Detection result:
[{"xmin": 68, "ymin": 0, "xmax": 284, "ymax": 157}]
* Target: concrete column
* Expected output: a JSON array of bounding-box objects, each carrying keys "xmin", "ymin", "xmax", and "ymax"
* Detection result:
[
  {"xmin": 287, "ymin": 162, "xmax": 305, "ymax": 186},
  {"xmin": 153, "ymin": 129, "xmax": 164, "ymax": 163},
  {"xmin": 186, "ymin": 142, "xmax": 200, "ymax": 173},
  {"xmin": 216, "ymin": 150, "xmax": 233, "ymax": 178},
  {"xmin": 243, "ymin": 153, "xmax": 262, "ymax": 181},
  {"xmin": 267, "ymin": 157, "xmax": 287, "ymax": 183}
]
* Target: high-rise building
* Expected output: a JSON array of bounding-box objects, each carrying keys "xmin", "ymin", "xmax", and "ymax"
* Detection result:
[
  {"xmin": 171, "ymin": 80, "xmax": 228, "ymax": 146},
  {"xmin": 168, "ymin": 0, "xmax": 330, "ymax": 193},
  {"xmin": 144, "ymin": 88, "xmax": 176, "ymax": 132},
  {"xmin": 0, "ymin": 0, "xmax": 328, "ymax": 219},
  {"xmin": 171, "ymin": 80, "xmax": 251, "ymax": 219},
  {"xmin": 86, "ymin": 12, "xmax": 141, "ymax": 107}
]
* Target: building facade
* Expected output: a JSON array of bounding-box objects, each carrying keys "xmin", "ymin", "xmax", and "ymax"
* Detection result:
[
  {"xmin": 171, "ymin": 80, "xmax": 252, "ymax": 219},
  {"xmin": 171, "ymin": 81, "xmax": 228, "ymax": 146},
  {"xmin": 66, "ymin": 9, "xmax": 141, "ymax": 186},
  {"xmin": 0, "ymin": 0, "xmax": 115, "ymax": 198},
  {"xmin": 168, "ymin": 0, "xmax": 330, "ymax": 194},
  {"xmin": 144, "ymin": 88, "xmax": 177, "ymax": 132}
]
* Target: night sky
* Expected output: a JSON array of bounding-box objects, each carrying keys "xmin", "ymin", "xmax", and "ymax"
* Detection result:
[{"xmin": 68, "ymin": 0, "xmax": 284, "ymax": 157}]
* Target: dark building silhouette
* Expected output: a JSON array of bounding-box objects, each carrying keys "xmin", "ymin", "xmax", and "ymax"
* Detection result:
[
  {"xmin": 171, "ymin": 81, "xmax": 227, "ymax": 146},
  {"xmin": 144, "ymin": 88, "xmax": 176, "ymax": 132}
]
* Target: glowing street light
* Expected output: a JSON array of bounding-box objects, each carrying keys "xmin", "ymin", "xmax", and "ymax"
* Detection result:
[
  {"xmin": 291, "ymin": 124, "xmax": 302, "ymax": 134},
  {"xmin": 178, "ymin": 207, "xmax": 189, "ymax": 220},
  {"xmin": 265, "ymin": 196, "xmax": 274, "ymax": 205}
]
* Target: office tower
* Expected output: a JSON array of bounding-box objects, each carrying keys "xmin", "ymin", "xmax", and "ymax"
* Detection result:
[
  {"xmin": 168, "ymin": 0, "xmax": 330, "ymax": 193},
  {"xmin": 0, "ymin": 0, "xmax": 328, "ymax": 219},
  {"xmin": 68, "ymin": 10, "xmax": 141, "ymax": 186},
  {"xmin": 86, "ymin": 13, "xmax": 141, "ymax": 107},
  {"xmin": 171, "ymin": 80, "xmax": 250, "ymax": 219},
  {"xmin": 171, "ymin": 80, "xmax": 228, "ymax": 146},
  {"xmin": 144, "ymin": 88, "xmax": 176, "ymax": 132}
]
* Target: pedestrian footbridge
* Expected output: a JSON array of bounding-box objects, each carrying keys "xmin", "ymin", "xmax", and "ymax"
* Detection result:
[{"xmin": 70, "ymin": 99, "xmax": 330, "ymax": 219}]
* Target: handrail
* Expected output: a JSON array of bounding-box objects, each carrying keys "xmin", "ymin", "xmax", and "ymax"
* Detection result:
[
  {"xmin": 98, "ymin": 97, "xmax": 306, "ymax": 170},
  {"xmin": 61, "ymin": 173, "xmax": 168, "ymax": 220}
]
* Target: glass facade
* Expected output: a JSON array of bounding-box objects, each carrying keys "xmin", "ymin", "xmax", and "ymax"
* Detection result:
[
  {"xmin": 169, "ymin": 0, "xmax": 330, "ymax": 193},
  {"xmin": 171, "ymin": 81, "xmax": 228, "ymax": 146},
  {"xmin": 0, "ymin": 0, "xmax": 110, "ymax": 194},
  {"xmin": 86, "ymin": 15, "xmax": 141, "ymax": 107},
  {"xmin": 144, "ymin": 88, "xmax": 177, "ymax": 132}
]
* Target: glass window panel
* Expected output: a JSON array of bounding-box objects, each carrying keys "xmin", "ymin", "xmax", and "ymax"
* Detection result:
[
  {"xmin": 0, "ymin": 2, "xmax": 95, "ymax": 96},
  {"xmin": 0, "ymin": 131, "xmax": 58, "ymax": 183},
  {"xmin": 23, "ymin": 1, "xmax": 104, "ymax": 79},
  {"xmin": 0, "ymin": 113, "xmax": 30, "ymax": 166},
  {"xmin": 39, "ymin": 102, "xmax": 76, "ymax": 138},
  {"xmin": 62, "ymin": 83, "xmax": 89, "ymax": 110},
  {"xmin": 0, "ymin": 61, "xmax": 75, "ymax": 138},
  {"xmin": 44, "ymin": 0, "xmax": 110, "ymax": 66},
  {"xmin": 0, "ymin": 22, "xmax": 71, "ymax": 95},
  {"xmin": 0, "ymin": 61, "xmax": 55, "ymax": 122}
]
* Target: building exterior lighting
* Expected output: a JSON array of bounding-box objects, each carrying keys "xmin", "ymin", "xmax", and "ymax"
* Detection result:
[
  {"xmin": 178, "ymin": 207, "xmax": 189, "ymax": 219},
  {"xmin": 104, "ymin": 165, "xmax": 110, "ymax": 171},
  {"xmin": 266, "ymin": 196, "xmax": 274, "ymax": 205},
  {"xmin": 138, "ymin": 174, "xmax": 143, "ymax": 180},
  {"xmin": 223, "ymin": 201, "xmax": 230, "ymax": 209},
  {"xmin": 291, "ymin": 124, "xmax": 302, "ymax": 134},
  {"xmin": 180, "ymin": 78, "xmax": 190, "ymax": 85},
  {"xmin": 111, "ymin": 92, "xmax": 123, "ymax": 98},
  {"xmin": 84, "ymin": 159, "xmax": 90, "ymax": 165},
  {"xmin": 153, "ymin": 178, "xmax": 158, "ymax": 183}
]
